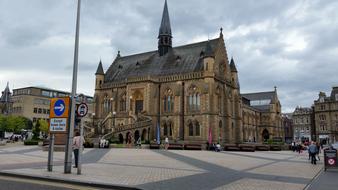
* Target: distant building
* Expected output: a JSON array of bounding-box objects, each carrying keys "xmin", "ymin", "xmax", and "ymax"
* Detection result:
[
  {"xmin": 282, "ymin": 113, "xmax": 293, "ymax": 143},
  {"xmin": 314, "ymin": 87, "xmax": 338, "ymax": 144},
  {"xmin": 0, "ymin": 82, "xmax": 12, "ymax": 115},
  {"xmin": 292, "ymin": 107, "xmax": 312, "ymax": 142},
  {"xmin": 11, "ymin": 86, "xmax": 94, "ymax": 128}
]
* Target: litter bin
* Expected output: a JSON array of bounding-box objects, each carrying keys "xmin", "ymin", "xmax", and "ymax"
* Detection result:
[{"xmin": 324, "ymin": 148, "xmax": 337, "ymax": 171}]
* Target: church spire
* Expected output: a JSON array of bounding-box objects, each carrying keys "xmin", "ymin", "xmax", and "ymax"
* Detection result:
[
  {"xmin": 158, "ymin": 0, "xmax": 172, "ymax": 56},
  {"xmin": 95, "ymin": 60, "xmax": 104, "ymax": 75}
]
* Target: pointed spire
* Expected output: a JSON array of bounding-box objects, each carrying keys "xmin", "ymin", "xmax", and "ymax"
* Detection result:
[
  {"xmin": 95, "ymin": 60, "xmax": 104, "ymax": 75},
  {"xmin": 220, "ymin": 27, "xmax": 223, "ymax": 38},
  {"xmin": 230, "ymin": 57, "xmax": 237, "ymax": 72},
  {"xmin": 158, "ymin": 0, "xmax": 172, "ymax": 37},
  {"xmin": 158, "ymin": 0, "xmax": 172, "ymax": 56},
  {"xmin": 1, "ymin": 82, "xmax": 11, "ymax": 102},
  {"xmin": 204, "ymin": 40, "xmax": 214, "ymax": 58},
  {"xmin": 117, "ymin": 50, "xmax": 121, "ymax": 58}
]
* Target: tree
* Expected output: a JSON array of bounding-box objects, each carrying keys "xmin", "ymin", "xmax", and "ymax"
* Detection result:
[
  {"xmin": 0, "ymin": 115, "xmax": 32, "ymax": 134},
  {"xmin": 39, "ymin": 119, "xmax": 49, "ymax": 137},
  {"xmin": 33, "ymin": 120, "xmax": 41, "ymax": 140}
]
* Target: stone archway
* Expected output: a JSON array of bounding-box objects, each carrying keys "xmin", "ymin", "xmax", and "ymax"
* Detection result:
[
  {"xmin": 126, "ymin": 132, "xmax": 131, "ymax": 144},
  {"xmin": 262, "ymin": 129, "xmax": 270, "ymax": 141},
  {"xmin": 118, "ymin": 133, "xmax": 124, "ymax": 144},
  {"xmin": 134, "ymin": 130, "xmax": 140, "ymax": 143}
]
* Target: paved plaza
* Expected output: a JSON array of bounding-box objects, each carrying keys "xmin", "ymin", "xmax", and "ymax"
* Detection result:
[{"xmin": 0, "ymin": 144, "xmax": 327, "ymax": 190}]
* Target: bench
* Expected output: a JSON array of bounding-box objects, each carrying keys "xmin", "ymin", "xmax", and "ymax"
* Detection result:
[
  {"xmin": 255, "ymin": 145, "xmax": 270, "ymax": 151},
  {"xmin": 149, "ymin": 143, "xmax": 160, "ymax": 149},
  {"xmin": 168, "ymin": 143, "xmax": 184, "ymax": 150},
  {"xmin": 270, "ymin": 145, "xmax": 282, "ymax": 151},
  {"xmin": 239, "ymin": 144, "xmax": 255, "ymax": 152},
  {"xmin": 223, "ymin": 144, "xmax": 240, "ymax": 151},
  {"xmin": 184, "ymin": 144, "xmax": 202, "ymax": 150}
]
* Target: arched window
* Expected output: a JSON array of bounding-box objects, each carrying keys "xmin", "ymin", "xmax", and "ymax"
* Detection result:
[
  {"xmin": 195, "ymin": 121, "xmax": 200, "ymax": 136},
  {"xmin": 189, "ymin": 122, "xmax": 194, "ymax": 136},
  {"xmin": 188, "ymin": 86, "xmax": 200, "ymax": 112},
  {"xmin": 119, "ymin": 93, "xmax": 126, "ymax": 111},
  {"xmin": 163, "ymin": 89, "xmax": 174, "ymax": 113}
]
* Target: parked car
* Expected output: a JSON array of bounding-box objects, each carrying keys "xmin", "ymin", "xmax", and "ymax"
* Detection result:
[{"xmin": 331, "ymin": 142, "xmax": 338, "ymax": 149}]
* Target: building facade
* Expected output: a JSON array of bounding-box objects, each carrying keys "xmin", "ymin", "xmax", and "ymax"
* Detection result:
[
  {"xmin": 93, "ymin": 1, "xmax": 283, "ymax": 144},
  {"xmin": 292, "ymin": 107, "xmax": 313, "ymax": 142},
  {"xmin": 314, "ymin": 87, "xmax": 338, "ymax": 145},
  {"xmin": 282, "ymin": 113, "xmax": 293, "ymax": 143},
  {"xmin": 241, "ymin": 90, "xmax": 283, "ymax": 143},
  {"xmin": 11, "ymin": 86, "xmax": 94, "ymax": 128}
]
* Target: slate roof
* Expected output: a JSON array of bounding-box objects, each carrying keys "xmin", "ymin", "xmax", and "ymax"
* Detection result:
[
  {"xmin": 96, "ymin": 60, "xmax": 104, "ymax": 75},
  {"xmin": 241, "ymin": 91, "xmax": 276, "ymax": 112},
  {"xmin": 0, "ymin": 82, "xmax": 11, "ymax": 102},
  {"xmin": 104, "ymin": 38, "xmax": 220, "ymax": 82},
  {"xmin": 159, "ymin": 0, "xmax": 171, "ymax": 37},
  {"xmin": 330, "ymin": 86, "xmax": 338, "ymax": 100}
]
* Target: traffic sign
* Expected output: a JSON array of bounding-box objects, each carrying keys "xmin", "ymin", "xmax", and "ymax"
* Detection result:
[
  {"xmin": 50, "ymin": 118, "xmax": 67, "ymax": 132},
  {"xmin": 77, "ymin": 103, "xmax": 88, "ymax": 117},
  {"xmin": 50, "ymin": 97, "xmax": 70, "ymax": 118}
]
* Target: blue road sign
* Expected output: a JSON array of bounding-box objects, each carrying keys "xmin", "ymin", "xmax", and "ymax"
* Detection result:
[{"xmin": 54, "ymin": 99, "xmax": 65, "ymax": 116}]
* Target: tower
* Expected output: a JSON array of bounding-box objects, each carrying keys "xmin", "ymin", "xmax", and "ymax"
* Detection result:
[{"xmin": 158, "ymin": 0, "xmax": 172, "ymax": 56}]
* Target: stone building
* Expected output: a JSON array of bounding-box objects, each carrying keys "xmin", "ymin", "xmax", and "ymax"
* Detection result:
[
  {"xmin": 282, "ymin": 113, "xmax": 293, "ymax": 143},
  {"xmin": 241, "ymin": 89, "xmax": 283, "ymax": 143},
  {"xmin": 292, "ymin": 107, "xmax": 313, "ymax": 142},
  {"xmin": 0, "ymin": 82, "xmax": 12, "ymax": 115},
  {"xmin": 314, "ymin": 87, "xmax": 338, "ymax": 145},
  {"xmin": 11, "ymin": 86, "xmax": 94, "ymax": 128},
  {"xmin": 93, "ymin": 1, "xmax": 283, "ymax": 144}
]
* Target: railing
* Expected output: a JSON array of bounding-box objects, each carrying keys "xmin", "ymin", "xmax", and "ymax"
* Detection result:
[{"xmin": 102, "ymin": 118, "xmax": 152, "ymax": 140}]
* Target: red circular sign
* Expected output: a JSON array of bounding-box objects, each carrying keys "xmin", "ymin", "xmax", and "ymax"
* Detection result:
[{"xmin": 328, "ymin": 158, "xmax": 335, "ymax": 165}]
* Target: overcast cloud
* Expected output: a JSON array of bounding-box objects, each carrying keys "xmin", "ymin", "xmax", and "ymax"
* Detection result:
[{"xmin": 0, "ymin": 0, "xmax": 337, "ymax": 113}]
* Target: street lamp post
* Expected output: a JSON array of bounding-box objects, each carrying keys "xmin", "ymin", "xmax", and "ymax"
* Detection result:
[
  {"xmin": 112, "ymin": 111, "xmax": 116, "ymax": 131},
  {"xmin": 64, "ymin": 0, "xmax": 81, "ymax": 174}
]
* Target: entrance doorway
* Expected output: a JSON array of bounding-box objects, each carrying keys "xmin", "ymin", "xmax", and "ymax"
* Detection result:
[{"xmin": 262, "ymin": 129, "xmax": 269, "ymax": 141}]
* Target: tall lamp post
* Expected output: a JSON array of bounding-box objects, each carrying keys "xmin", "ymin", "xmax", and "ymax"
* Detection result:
[
  {"xmin": 64, "ymin": 0, "xmax": 81, "ymax": 174},
  {"xmin": 112, "ymin": 111, "xmax": 116, "ymax": 131}
]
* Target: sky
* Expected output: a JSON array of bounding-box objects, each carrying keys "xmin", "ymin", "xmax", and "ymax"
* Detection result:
[{"xmin": 0, "ymin": 0, "xmax": 337, "ymax": 113}]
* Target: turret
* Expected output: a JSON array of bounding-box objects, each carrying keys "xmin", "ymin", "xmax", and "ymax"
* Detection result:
[
  {"xmin": 230, "ymin": 57, "xmax": 240, "ymax": 89},
  {"xmin": 95, "ymin": 60, "xmax": 104, "ymax": 90}
]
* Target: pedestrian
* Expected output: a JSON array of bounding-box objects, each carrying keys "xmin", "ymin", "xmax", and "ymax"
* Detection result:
[
  {"xmin": 216, "ymin": 143, "xmax": 221, "ymax": 152},
  {"xmin": 136, "ymin": 137, "xmax": 142, "ymax": 148},
  {"xmin": 316, "ymin": 142, "xmax": 321, "ymax": 161},
  {"xmin": 164, "ymin": 136, "xmax": 169, "ymax": 150},
  {"xmin": 308, "ymin": 141, "xmax": 318, "ymax": 165},
  {"xmin": 73, "ymin": 131, "xmax": 84, "ymax": 168}
]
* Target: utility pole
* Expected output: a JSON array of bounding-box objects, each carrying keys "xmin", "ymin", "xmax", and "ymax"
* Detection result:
[{"xmin": 64, "ymin": 0, "xmax": 81, "ymax": 174}]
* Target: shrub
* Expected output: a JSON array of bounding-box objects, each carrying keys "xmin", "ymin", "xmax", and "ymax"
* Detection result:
[{"xmin": 24, "ymin": 140, "xmax": 38, "ymax": 145}]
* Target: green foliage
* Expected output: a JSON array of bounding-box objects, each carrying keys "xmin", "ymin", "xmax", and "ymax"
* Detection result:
[
  {"xmin": 39, "ymin": 119, "xmax": 49, "ymax": 134},
  {"xmin": 0, "ymin": 115, "xmax": 31, "ymax": 133},
  {"xmin": 109, "ymin": 137, "xmax": 121, "ymax": 144},
  {"xmin": 32, "ymin": 120, "xmax": 41, "ymax": 140},
  {"xmin": 24, "ymin": 140, "xmax": 39, "ymax": 145}
]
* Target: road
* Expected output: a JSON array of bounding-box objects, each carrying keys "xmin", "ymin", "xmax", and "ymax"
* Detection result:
[{"xmin": 0, "ymin": 175, "xmax": 111, "ymax": 190}]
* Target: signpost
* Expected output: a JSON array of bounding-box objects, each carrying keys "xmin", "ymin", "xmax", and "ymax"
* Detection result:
[
  {"xmin": 76, "ymin": 102, "xmax": 87, "ymax": 175},
  {"xmin": 48, "ymin": 97, "xmax": 70, "ymax": 172}
]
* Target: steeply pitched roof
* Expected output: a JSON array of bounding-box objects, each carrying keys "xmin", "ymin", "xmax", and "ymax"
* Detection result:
[
  {"xmin": 95, "ymin": 60, "xmax": 104, "ymax": 75},
  {"xmin": 230, "ymin": 57, "xmax": 237, "ymax": 72},
  {"xmin": 158, "ymin": 0, "xmax": 171, "ymax": 37},
  {"xmin": 0, "ymin": 82, "xmax": 11, "ymax": 102},
  {"xmin": 104, "ymin": 38, "xmax": 220, "ymax": 82}
]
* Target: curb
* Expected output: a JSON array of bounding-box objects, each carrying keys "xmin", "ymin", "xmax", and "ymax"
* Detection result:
[
  {"xmin": 303, "ymin": 166, "xmax": 324, "ymax": 190},
  {"xmin": 0, "ymin": 171, "xmax": 142, "ymax": 190}
]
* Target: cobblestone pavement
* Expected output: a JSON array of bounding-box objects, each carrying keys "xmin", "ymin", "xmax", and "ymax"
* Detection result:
[{"xmin": 0, "ymin": 145, "xmax": 324, "ymax": 190}]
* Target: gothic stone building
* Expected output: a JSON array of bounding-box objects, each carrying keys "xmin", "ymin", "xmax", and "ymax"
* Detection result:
[{"xmin": 93, "ymin": 1, "xmax": 283, "ymax": 144}]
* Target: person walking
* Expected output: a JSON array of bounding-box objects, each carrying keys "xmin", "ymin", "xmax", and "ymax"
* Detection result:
[
  {"xmin": 136, "ymin": 137, "xmax": 142, "ymax": 149},
  {"xmin": 164, "ymin": 136, "xmax": 169, "ymax": 150},
  {"xmin": 316, "ymin": 142, "xmax": 321, "ymax": 161},
  {"xmin": 308, "ymin": 141, "xmax": 318, "ymax": 165},
  {"xmin": 73, "ymin": 131, "xmax": 84, "ymax": 168}
]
